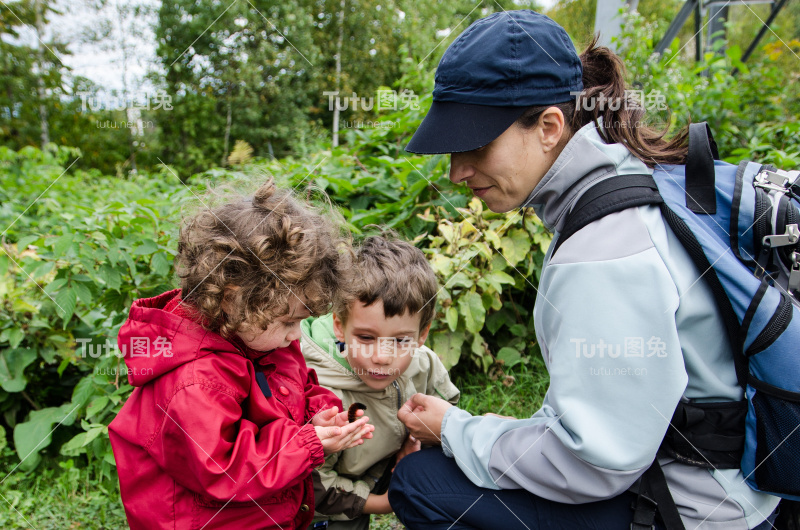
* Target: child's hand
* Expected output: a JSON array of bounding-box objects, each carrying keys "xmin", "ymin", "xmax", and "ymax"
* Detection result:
[
  {"xmin": 315, "ymin": 416, "xmax": 374, "ymax": 456},
  {"xmin": 362, "ymin": 492, "xmax": 393, "ymax": 514},
  {"xmin": 312, "ymin": 406, "xmax": 361, "ymax": 428},
  {"xmin": 392, "ymin": 433, "xmax": 421, "ymax": 471}
]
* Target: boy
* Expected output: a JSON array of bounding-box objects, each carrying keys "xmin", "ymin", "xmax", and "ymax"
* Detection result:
[{"xmin": 301, "ymin": 235, "xmax": 460, "ymax": 529}]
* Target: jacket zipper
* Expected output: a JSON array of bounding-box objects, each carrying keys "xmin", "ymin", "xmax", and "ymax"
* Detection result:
[{"xmin": 392, "ymin": 380, "xmax": 402, "ymax": 411}]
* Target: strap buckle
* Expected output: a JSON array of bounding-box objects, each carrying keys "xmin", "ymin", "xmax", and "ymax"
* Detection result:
[
  {"xmin": 755, "ymin": 169, "xmax": 800, "ymax": 194},
  {"xmin": 630, "ymin": 493, "xmax": 658, "ymax": 530},
  {"xmin": 790, "ymin": 252, "xmax": 800, "ymax": 293},
  {"xmin": 762, "ymin": 224, "xmax": 799, "ymax": 248}
]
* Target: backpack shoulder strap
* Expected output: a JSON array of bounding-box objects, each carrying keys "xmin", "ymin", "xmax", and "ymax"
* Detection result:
[
  {"xmin": 685, "ymin": 122, "xmax": 720, "ymax": 215},
  {"xmin": 552, "ymin": 174, "xmax": 663, "ymax": 257}
]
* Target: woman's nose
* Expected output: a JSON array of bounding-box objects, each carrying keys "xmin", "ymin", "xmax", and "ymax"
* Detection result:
[{"xmin": 449, "ymin": 153, "xmax": 474, "ymax": 184}]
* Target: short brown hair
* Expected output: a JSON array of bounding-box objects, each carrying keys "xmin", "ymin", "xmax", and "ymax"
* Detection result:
[
  {"xmin": 333, "ymin": 235, "xmax": 438, "ymax": 332},
  {"xmin": 175, "ymin": 179, "xmax": 349, "ymax": 339}
]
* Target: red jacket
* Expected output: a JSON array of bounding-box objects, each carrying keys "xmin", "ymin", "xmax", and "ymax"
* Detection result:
[{"xmin": 109, "ymin": 289, "xmax": 341, "ymax": 529}]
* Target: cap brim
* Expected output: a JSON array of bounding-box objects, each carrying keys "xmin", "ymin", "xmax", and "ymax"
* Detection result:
[{"xmin": 406, "ymin": 101, "xmax": 527, "ymax": 154}]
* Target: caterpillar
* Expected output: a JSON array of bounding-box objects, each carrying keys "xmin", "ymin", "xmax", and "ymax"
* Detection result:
[{"xmin": 348, "ymin": 402, "xmax": 367, "ymax": 423}]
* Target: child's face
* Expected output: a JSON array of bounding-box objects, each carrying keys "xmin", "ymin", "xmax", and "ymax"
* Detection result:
[
  {"xmin": 237, "ymin": 298, "xmax": 311, "ymax": 352},
  {"xmin": 332, "ymin": 300, "xmax": 430, "ymax": 391}
]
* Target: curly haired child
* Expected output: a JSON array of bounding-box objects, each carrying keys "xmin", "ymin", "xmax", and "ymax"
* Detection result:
[{"xmin": 109, "ymin": 180, "xmax": 374, "ymax": 530}]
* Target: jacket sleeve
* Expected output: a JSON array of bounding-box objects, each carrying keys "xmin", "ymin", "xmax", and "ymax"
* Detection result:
[
  {"xmin": 441, "ymin": 235, "xmax": 690, "ymax": 503},
  {"xmin": 148, "ymin": 383, "xmax": 325, "ymax": 503},
  {"xmin": 304, "ymin": 367, "xmax": 343, "ymax": 422},
  {"xmin": 311, "ymin": 452, "xmax": 371, "ymax": 519},
  {"xmin": 419, "ymin": 346, "xmax": 460, "ymax": 404}
]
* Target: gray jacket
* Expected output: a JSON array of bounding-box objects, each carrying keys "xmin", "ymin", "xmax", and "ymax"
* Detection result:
[{"xmin": 440, "ymin": 121, "xmax": 780, "ymax": 529}]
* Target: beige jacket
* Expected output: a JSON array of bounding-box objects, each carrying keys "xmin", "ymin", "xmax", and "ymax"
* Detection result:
[{"xmin": 300, "ymin": 314, "xmax": 460, "ymax": 522}]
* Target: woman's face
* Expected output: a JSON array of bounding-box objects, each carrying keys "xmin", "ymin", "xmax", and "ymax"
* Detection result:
[{"xmin": 449, "ymin": 107, "xmax": 565, "ymax": 213}]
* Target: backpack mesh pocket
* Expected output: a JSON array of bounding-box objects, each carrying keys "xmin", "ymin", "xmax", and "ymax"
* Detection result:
[{"xmin": 751, "ymin": 379, "xmax": 800, "ymax": 495}]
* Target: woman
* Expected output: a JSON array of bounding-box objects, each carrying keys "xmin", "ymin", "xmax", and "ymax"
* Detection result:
[{"xmin": 389, "ymin": 10, "xmax": 781, "ymax": 530}]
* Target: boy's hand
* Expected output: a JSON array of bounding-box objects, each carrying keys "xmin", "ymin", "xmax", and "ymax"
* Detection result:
[
  {"xmin": 362, "ymin": 492, "xmax": 393, "ymax": 515},
  {"xmin": 392, "ymin": 433, "xmax": 421, "ymax": 472},
  {"xmin": 397, "ymin": 393, "xmax": 453, "ymax": 446},
  {"xmin": 313, "ymin": 406, "xmax": 361, "ymax": 428},
  {"xmin": 315, "ymin": 416, "xmax": 374, "ymax": 456}
]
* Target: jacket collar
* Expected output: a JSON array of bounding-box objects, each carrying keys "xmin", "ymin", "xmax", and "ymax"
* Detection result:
[{"xmin": 519, "ymin": 119, "xmax": 653, "ymax": 233}]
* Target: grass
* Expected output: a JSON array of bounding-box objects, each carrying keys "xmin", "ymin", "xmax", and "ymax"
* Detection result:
[{"xmin": 0, "ymin": 363, "xmax": 549, "ymax": 529}]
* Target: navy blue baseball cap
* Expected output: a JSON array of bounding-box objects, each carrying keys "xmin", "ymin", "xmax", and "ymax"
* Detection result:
[{"xmin": 406, "ymin": 10, "xmax": 583, "ymax": 154}]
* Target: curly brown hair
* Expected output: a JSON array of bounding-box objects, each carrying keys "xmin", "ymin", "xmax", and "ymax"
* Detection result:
[
  {"xmin": 333, "ymin": 234, "xmax": 438, "ymax": 332},
  {"xmin": 175, "ymin": 179, "xmax": 350, "ymax": 339}
]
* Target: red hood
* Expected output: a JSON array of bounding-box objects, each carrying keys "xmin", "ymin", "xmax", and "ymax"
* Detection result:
[{"xmin": 118, "ymin": 289, "xmax": 247, "ymax": 386}]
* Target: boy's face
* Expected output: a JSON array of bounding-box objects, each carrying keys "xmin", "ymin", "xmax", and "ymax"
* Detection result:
[
  {"xmin": 236, "ymin": 298, "xmax": 311, "ymax": 352},
  {"xmin": 333, "ymin": 300, "xmax": 430, "ymax": 391}
]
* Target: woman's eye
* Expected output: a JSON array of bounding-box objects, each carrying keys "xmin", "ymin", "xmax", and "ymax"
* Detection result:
[{"xmin": 357, "ymin": 336, "xmax": 374, "ymax": 342}]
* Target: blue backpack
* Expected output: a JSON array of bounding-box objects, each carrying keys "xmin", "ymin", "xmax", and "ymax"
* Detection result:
[{"xmin": 555, "ymin": 123, "xmax": 800, "ymax": 529}]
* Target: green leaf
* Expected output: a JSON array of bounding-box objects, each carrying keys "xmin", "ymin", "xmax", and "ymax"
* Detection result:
[
  {"xmin": 499, "ymin": 229, "xmax": 530, "ymax": 266},
  {"xmin": 0, "ymin": 348, "xmax": 38, "ymax": 392},
  {"xmin": 447, "ymin": 272, "xmax": 472, "ymax": 289},
  {"xmin": 72, "ymin": 281, "xmax": 93, "ymax": 305},
  {"xmin": 486, "ymin": 310, "xmax": 513, "ymax": 335},
  {"xmin": 52, "ymin": 234, "xmax": 74, "ymax": 256},
  {"xmin": 86, "ymin": 396, "xmax": 109, "ymax": 419},
  {"xmin": 5, "ymin": 327, "xmax": 24, "ymax": 349},
  {"xmin": 496, "ymin": 347, "xmax": 522, "ymax": 368},
  {"xmin": 13, "ymin": 403, "xmax": 78, "ymax": 471},
  {"xmin": 16, "ymin": 235, "xmax": 39, "ymax": 252},
  {"xmin": 485, "ymin": 270, "xmax": 515, "ymax": 292},
  {"xmin": 71, "ymin": 375, "xmax": 97, "ymax": 408},
  {"xmin": 132, "ymin": 239, "xmax": 159, "ymax": 256},
  {"xmin": 60, "ymin": 426, "xmax": 104, "ymax": 456},
  {"xmin": 151, "ymin": 252, "xmax": 170, "ymax": 277},
  {"xmin": 459, "ymin": 292, "xmax": 486, "ymax": 334},
  {"xmin": 54, "ymin": 288, "xmax": 77, "ymax": 326},
  {"xmin": 446, "ymin": 306, "xmax": 459, "ymax": 332},
  {"xmin": 99, "ymin": 264, "xmax": 121, "ymax": 291},
  {"xmin": 43, "ymin": 277, "xmax": 68, "ymax": 295},
  {"xmin": 509, "ymin": 324, "xmax": 528, "ymax": 337},
  {"xmin": 431, "ymin": 330, "xmax": 465, "ymax": 370}
]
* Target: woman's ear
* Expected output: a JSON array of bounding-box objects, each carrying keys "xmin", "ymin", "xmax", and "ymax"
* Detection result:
[
  {"xmin": 332, "ymin": 314, "xmax": 346, "ymax": 342},
  {"xmin": 538, "ymin": 107, "xmax": 566, "ymax": 153}
]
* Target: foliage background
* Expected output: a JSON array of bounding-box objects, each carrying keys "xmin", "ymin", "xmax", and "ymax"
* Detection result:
[{"xmin": 1, "ymin": 0, "xmax": 800, "ymax": 527}]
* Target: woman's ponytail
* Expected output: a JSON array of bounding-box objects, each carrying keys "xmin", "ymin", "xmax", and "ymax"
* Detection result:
[{"xmin": 518, "ymin": 35, "xmax": 690, "ymax": 167}]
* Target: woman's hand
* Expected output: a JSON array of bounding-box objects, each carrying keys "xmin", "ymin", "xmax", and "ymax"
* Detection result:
[
  {"xmin": 396, "ymin": 393, "xmax": 453, "ymax": 446},
  {"xmin": 315, "ymin": 416, "xmax": 374, "ymax": 456},
  {"xmin": 392, "ymin": 433, "xmax": 421, "ymax": 472}
]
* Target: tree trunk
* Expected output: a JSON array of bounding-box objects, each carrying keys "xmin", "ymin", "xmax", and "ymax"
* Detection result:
[
  {"xmin": 332, "ymin": 0, "xmax": 345, "ymax": 148},
  {"xmin": 117, "ymin": 0, "xmax": 137, "ymax": 173},
  {"xmin": 35, "ymin": 0, "xmax": 50, "ymax": 146},
  {"xmin": 222, "ymin": 96, "xmax": 232, "ymax": 166}
]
